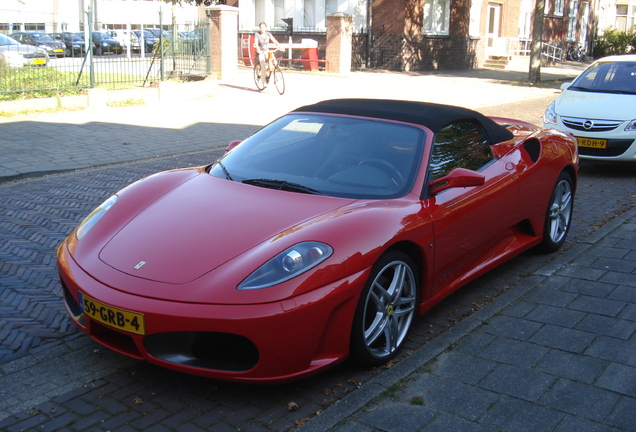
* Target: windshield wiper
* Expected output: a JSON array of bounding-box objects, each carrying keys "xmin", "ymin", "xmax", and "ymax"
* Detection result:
[
  {"xmin": 215, "ymin": 161, "xmax": 233, "ymax": 181},
  {"xmin": 242, "ymin": 179, "xmax": 321, "ymax": 195}
]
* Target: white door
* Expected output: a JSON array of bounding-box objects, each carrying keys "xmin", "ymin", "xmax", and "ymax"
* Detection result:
[{"xmin": 487, "ymin": 3, "xmax": 502, "ymax": 56}]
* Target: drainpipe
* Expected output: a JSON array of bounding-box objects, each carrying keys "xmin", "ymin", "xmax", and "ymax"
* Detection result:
[{"xmin": 366, "ymin": 0, "xmax": 373, "ymax": 68}]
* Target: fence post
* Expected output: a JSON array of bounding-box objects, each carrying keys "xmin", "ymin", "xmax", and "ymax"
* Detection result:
[{"xmin": 206, "ymin": 5, "xmax": 238, "ymax": 80}]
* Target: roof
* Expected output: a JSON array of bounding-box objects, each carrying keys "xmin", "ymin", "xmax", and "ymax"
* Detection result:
[{"xmin": 293, "ymin": 99, "xmax": 514, "ymax": 144}]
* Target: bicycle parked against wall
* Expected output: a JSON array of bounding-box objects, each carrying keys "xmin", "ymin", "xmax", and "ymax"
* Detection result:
[
  {"xmin": 566, "ymin": 42, "xmax": 587, "ymax": 62},
  {"xmin": 254, "ymin": 45, "xmax": 285, "ymax": 95}
]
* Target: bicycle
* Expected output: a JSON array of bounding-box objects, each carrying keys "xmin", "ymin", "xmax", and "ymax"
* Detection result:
[
  {"xmin": 566, "ymin": 42, "xmax": 587, "ymax": 62},
  {"xmin": 254, "ymin": 45, "xmax": 285, "ymax": 95}
]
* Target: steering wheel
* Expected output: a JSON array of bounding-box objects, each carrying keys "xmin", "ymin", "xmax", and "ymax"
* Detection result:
[{"xmin": 359, "ymin": 159, "xmax": 404, "ymax": 187}]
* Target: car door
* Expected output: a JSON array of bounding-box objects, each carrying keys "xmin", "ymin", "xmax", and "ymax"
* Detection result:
[{"xmin": 424, "ymin": 119, "xmax": 520, "ymax": 297}]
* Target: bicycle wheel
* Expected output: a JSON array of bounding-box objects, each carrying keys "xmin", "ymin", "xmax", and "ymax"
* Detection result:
[
  {"xmin": 273, "ymin": 65, "xmax": 285, "ymax": 95},
  {"xmin": 253, "ymin": 64, "xmax": 265, "ymax": 91}
]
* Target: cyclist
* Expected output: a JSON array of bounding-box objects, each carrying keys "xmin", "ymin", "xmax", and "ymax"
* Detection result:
[{"xmin": 254, "ymin": 22, "xmax": 280, "ymax": 88}]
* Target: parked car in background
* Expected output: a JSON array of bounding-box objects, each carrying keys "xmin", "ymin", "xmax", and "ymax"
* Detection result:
[
  {"xmin": 543, "ymin": 54, "xmax": 636, "ymax": 162},
  {"xmin": 0, "ymin": 33, "xmax": 49, "ymax": 67},
  {"xmin": 91, "ymin": 32, "xmax": 123, "ymax": 55},
  {"xmin": 9, "ymin": 31, "xmax": 65, "ymax": 58},
  {"xmin": 61, "ymin": 32, "xmax": 89, "ymax": 57},
  {"xmin": 58, "ymin": 99, "xmax": 578, "ymax": 383},
  {"xmin": 48, "ymin": 32, "xmax": 63, "ymax": 42},
  {"xmin": 105, "ymin": 30, "xmax": 141, "ymax": 52},
  {"xmin": 132, "ymin": 29, "xmax": 158, "ymax": 53}
]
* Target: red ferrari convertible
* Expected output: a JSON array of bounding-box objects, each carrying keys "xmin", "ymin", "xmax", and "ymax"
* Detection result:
[{"xmin": 58, "ymin": 99, "xmax": 578, "ymax": 383}]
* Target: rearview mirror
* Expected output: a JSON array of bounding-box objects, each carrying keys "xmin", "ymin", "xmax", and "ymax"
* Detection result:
[{"xmin": 428, "ymin": 168, "xmax": 485, "ymax": 195}]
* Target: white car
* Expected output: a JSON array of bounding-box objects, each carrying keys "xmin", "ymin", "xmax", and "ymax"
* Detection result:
[
  {"xmin": 543, "ymin": 54, "xmax": 636, "ymax": 162},
  {"xmin": 0, "ymin": 33, "xmax": 49, "ymax": 67}
]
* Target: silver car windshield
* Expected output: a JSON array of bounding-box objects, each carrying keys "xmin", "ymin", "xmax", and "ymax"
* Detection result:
[{"xmin": 210, "ymin": 114, "xmax": 426, "ymax": 199}]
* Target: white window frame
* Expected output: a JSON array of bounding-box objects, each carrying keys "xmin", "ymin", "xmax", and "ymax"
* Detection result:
[
  {"xmin": 423, "ymin": 0, "xmax": 451, "ymax": 36},
  {"xmin": 567, "ymin": 0, "xmax": 578, "ymax": 42},
  {"xmin": 554, "ymin": 0, "xmax": 565, "ymax": 16}
]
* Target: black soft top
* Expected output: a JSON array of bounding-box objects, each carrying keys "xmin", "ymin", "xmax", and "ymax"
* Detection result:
[{"xmin": 293, "ymin": 99, "xmax": 514, "ymax": 144}]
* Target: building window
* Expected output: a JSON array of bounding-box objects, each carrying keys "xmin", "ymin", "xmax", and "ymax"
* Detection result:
[
  {"xmin": 555, "ymin": 0, "xmax": 565, "ymax": 16},
  {"xmin": 567, "ymin": 0, "xmax": 578, "ymax": 41},
  {"xmin": 423, "ymin": 0, "xmax": 450, "ymax": 35},
  {"xmin": 304, "ymin": 0, "xmax": 316, "ymax": 28},
  {"xmin": 469, "ymin": 0, "xmax": 483, "ymax": 37}
]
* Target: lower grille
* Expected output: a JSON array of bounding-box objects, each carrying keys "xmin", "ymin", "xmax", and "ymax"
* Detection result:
[
  {"xmin": 145, "ymin": 332, "xmax": 259, "ymax": 372},
  {"xmin": 578, "ymin": 139, "xmax": 634, "ymax": 157}
]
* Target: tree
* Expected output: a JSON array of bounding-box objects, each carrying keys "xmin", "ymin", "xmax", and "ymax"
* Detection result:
[{"xmin": 529, "ymin": 0, "xmax": 545, "ymax": 84}]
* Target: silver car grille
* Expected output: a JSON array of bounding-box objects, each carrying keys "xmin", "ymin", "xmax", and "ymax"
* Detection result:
[{"xmin": 561, "ymin": 117, "xmax": 622, "ymax": 132}]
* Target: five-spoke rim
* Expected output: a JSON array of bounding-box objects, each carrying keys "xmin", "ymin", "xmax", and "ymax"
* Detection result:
[
  {"xmin": 362, "ymin": 260, "xmax": 417, "ymax": 359},
  {"xmin": 548, "ymin": 178, "xmax": 573, "ymax": 244}
]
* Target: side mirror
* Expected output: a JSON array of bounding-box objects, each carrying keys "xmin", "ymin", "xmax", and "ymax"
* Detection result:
[
  {"xmin": 560, "ymin": 82, "xmax": 571, "ymax": 91},
  {"xmin": 428, "ymin": 168, "xmax": 485, "ymax": 195},
  {"xmin": 225, "ymin": 140, "xmax": 242, "ymax": 153}
]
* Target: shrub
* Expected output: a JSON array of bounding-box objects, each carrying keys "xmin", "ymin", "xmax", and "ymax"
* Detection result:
[{"xmin": 593, "ymin": 28, "xmax": 636, "ymax": 58}]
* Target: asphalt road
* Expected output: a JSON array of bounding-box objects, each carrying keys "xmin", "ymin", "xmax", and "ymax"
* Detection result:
[{"xmin": 1, "ymin": 93, "xmax": 635, "ymax": 431}]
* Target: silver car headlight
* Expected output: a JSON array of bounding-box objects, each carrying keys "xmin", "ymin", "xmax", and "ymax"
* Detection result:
[
  {"xmin": 75, "ymin": 195, "xmax": 118, "ymax": 240},
  {"xmin": 625, "ymin": 119, "xmax": 636, "ymax": 131},
  {"xmin": 237, "ymin": 242, "xmax": 333, "ymax": 290},
  {"xmin": 543, "ymin": 102, "xmax": 557, "ymax": 126}
]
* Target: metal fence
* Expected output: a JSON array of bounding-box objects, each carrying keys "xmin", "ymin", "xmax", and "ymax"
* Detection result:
[{"xmin": 0, "ymin": 21, "xmax": 210, "ymax": 100}]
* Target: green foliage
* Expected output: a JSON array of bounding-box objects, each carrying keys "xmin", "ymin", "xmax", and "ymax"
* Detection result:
[
  {"xmin": 0, "ymin": 67, "xmax": 85, "ymax": 101},
  {"xmin": 593, "ymin": 28, "xmax": 636, "ymax": 58}
]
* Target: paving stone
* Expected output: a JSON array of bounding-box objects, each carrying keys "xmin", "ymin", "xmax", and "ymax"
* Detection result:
[
  {"xmin": 428, "ymin": 351, "xmax": 496, "ymax": 386},
  {"xmin": 585, "ymin": 336, "xmax": 636, "ymax": 367},
  {"xmin": 419, "ymin": 413, "xmax": 494, "ymax": 432},
  {"xmin": 561, "ymin": 279, "xmax": 619, "ymax": 298},
  {"xmin": 536, "ymin": 349, "xmax": 608, "ymax": 384},
  {"xmin": 540, "ymin": 379, "xmax": 620, "ymax": 423},
  {"xmin": 554, "ymin": 415, "xmax": 624, "ymax": 432},
  {"xmin": 480, "ymin": 315, "xmax": 543, "ymax": 341},
  {"xmin": 576, "ymin": 314, "xmax": 636, "ymax": 340},
  {"xmin": 354, "ymin": 401, "xmax": 437, "ymax": 432},
  {"xmin": 606, "ymin": 397, "xmax": 636, "ymax": 431},
  {"xmin": 596, "ymin": 363, "xmax": 636, "ymax": 397},
  {"xmin": 529, "ymin": 324, "xmax": 596, "ymax": 353},
  {"xmin": 525, "ymin": 304, "xmax": 586, "ymax": 328},
  {"xmin": 479, "ymin": 396, "xmax": 564, "ymax": 432},
  {"xmin": 477, "ymin": 337, "xmax": 549, "ymax": 368},
  {"xmin": 569, "ymin": 296, "xmax": 626, "ymax": 317},
  {"xmin": 479, "ymin": 363, "xmax": 556, "ymax": 402}
]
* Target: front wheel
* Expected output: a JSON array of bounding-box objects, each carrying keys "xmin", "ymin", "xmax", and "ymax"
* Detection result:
[
  {"xmin": 253, "ymin": 63, "xmax": 265, "ymax": 91},
  {"xmin": 350, "ymin": 250, "xmax": 418, "ymax": 366},
  {"xmin": 540, "ymin": 171, "xmax": 574, "ymax": 253},
  {"xmin": 273, "ymin": 65, "xmax": 285, "ymax": 95}
]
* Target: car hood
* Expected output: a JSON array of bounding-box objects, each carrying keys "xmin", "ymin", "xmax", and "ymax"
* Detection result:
[
  {"xmin": 98, "ymin": 172, "xmax": 354, "ymax": 285},
  {"xmin": 555, "ymin": 89, "xmax": 636, "ymax": 120}
]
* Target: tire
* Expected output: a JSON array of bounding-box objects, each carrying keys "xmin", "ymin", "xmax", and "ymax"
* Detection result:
[
  {"xmin": 253, "ymin": 64, "xmax": 265, "ymax": 91},
  {"xmin": 273, "ymin": 65, "xmax": 285, "ymax": 95},
  {"xmin": 350, "ymin": 250, "xmax": 418, "ymax": 366},
  {"xmin": 540, "ymin": 171, "xmax": 574, "ymax": 253}
]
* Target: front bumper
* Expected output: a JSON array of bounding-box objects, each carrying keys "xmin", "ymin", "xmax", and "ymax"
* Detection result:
[{"xmin": 58, "ymin": 244, "xmax": 366, "ymax": 383}]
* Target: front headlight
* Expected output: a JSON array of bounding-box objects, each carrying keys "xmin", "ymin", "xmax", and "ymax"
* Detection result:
[
  {"xmin": 237, "ymin": 242, "xmax": 333, "ymax": 290},
  {"xmin": 75, "ymin": 195, "xmax": 118, "ymax": 240},
  {"xmin": 625, "ymin": 119, "xmax": 636, "ymax": 131},
  {"xmin": 543, "ymin": 102, "xmax": 558, "ymax": 126}
]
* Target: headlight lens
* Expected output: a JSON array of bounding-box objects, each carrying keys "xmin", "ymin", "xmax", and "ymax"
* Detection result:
[
  {"xmin": 625, "ymin": 119, "xmax": 636, "ymax": 131},
  {"xmin": 543, "ymin": 102, "xmax": 557, "ymax": 126},
  {"xmin": 237, "ymin": 242, "xmax": 333, "ymax": 290},
  {"xmin": 75, "ymin": 195, "xmax": 117, "ymax": 240}
]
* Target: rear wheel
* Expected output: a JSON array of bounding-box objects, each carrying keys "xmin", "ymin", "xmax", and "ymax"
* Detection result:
[
  {"xmin": 350, "ymin": 250, "xmax": 418, "ymax": 366},
  {"xmin": 540, "ymin": 171, "xmax": 574, "ymax": 252},
  {"xmin": 273, "ymin": 65, "xmax": 285, "ymax": 95}
]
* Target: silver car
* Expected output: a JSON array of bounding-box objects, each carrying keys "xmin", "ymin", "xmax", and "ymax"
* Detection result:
[{"xmin": 0, "ymin": 33, "xmax": 49, "ymax": 67}]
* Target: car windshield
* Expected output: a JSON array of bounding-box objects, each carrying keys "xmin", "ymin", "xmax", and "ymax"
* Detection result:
[
  {"xmin": 30, "ymin": 33, "xmax": 55, "ymax": 42},
  {"xmin": 570, "ymin": 60, "xmax": 636, "ymax": 95},
  {"xmin": 209, "ymin": 114, "xmax": 426, "ymax": 199},
  {"xmin": 65, "ymin": 33, "xmax": 83, "ymax": 41},
  {"xmin": 0, "ymin": 34, "xmax": 20, "ymax": 46},
  {"xmin": 135, "ymin": 30, "xmax": 155, "ymax": 38},
  {"xmin": 93, "ymin": 32, "xmax": 110, "ymax": 39}
]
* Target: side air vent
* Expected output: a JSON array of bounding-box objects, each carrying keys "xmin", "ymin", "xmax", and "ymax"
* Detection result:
[{"xmin": 523, "ymin": 139, "xmax": 541, "ymax": 163}]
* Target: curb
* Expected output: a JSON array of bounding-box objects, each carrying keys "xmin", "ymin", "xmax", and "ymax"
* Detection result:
[{"xmin": 298, "ymin": 205, "xmax": 636, "ymax": 432}]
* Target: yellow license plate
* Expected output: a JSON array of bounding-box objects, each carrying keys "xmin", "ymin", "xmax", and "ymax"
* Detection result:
[
  {"xmin": 78, "ymin": 292, "xmax": 145, "ymax": 335},
  {"xmin": 33, "ymin": 59, "xmax": 45, "ymax": 65},
  {"xmin": 577, "ymin": 137, "xmax": 607, "ymax": 149}
]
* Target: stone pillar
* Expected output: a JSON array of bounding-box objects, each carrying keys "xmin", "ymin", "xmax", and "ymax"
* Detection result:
[
  {"xmin": 326, "ymin": 14, "xmax": 353, "ymax": 74},
  {"xmin": 206, "ymin": 5, "xmax": 238, "ymax": 80}
]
